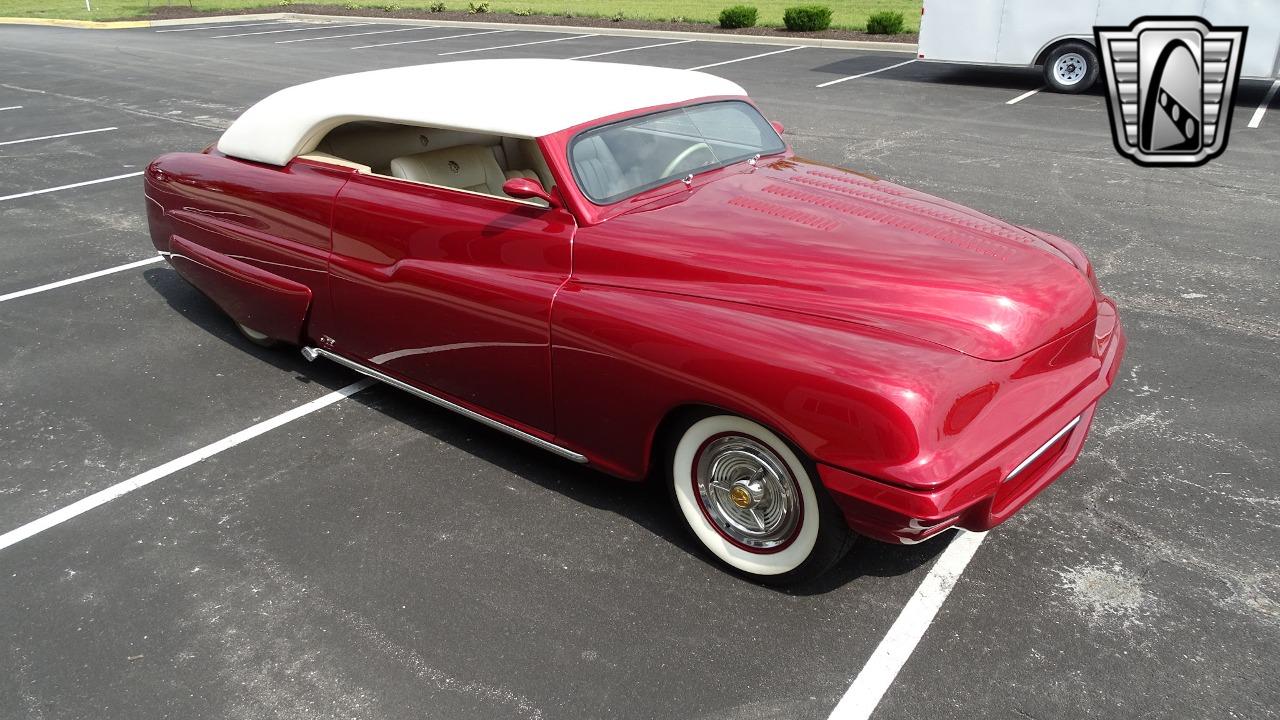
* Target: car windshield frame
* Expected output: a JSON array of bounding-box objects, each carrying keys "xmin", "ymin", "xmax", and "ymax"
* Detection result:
[{"xmin": 568, "ymin": 100, "xmax": 785, "ymax": 206}]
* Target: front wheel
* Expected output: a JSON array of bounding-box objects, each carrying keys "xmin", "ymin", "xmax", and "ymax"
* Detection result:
[
  {"xmin": 668, "ymin": 414, "xmax": 855, "ymax": 585},
  {"xmin": 1043, "ymin": 41, "xmax": 1099, "ymax": 94}
]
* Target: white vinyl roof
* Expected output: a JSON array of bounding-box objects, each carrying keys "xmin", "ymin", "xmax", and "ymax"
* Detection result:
[{"xmin": 216, "ymin": 59, "xmax": 748, "ymax": 166}]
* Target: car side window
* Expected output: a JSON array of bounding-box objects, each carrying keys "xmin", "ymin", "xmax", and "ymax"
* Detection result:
[{"xmin": 302, "ymin": 121, "xmax": 556, "ymax": 203}]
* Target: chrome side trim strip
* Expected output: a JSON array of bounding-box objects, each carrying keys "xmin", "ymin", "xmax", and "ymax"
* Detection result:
[
  {"xmin": 1005, "ymin": 415, "xmax": 1082, "ymax": 482},
  {"xmin": 303, "ymin": 347, "xmax": 588, "ymax": 464}
]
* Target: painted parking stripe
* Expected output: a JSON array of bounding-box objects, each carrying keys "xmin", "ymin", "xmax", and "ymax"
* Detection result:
[
  {"xmin": 1248, "ymin": 79, "xmax": 1280, "ymax": 129},
  {"xmin": 211, "ymin": 22, "xmax": 370, "ymax": 39},
  {"xmin": 155, "ymin": 21, "xmax": 292, "ymax": 33},
  {"xmin": 1007, "ymin": 86, "xmax": 1044, "ymax": 105},
  {"xmin": 827, "ymin": 530, "xmax": 987, "ymax": 720},
  {"xmin": 0, "ymin": 170, "xmax": 143, "ymax": 203},
  {"xmin": 352, "ymin": 28, "xmax": 510, "ymax": 50},
  {"xmin": 0, "ymin": 126, "xmax": 116, "ymax": 147},
  {"xmin": 438, "ymin": 33, "xmax": 597, "ymax": 57},
  {"xmin": 0, "ymin": 257, "xmax": 162, "ymax": 304},
  {"xmin": 276, "ymin": 25, "xmax": 437, "ymax": 44},
  {"xmin": 0, "ymin": 105, "xmax": 22, "ymax": 112},
  {"xmin": 816, "ymin": 58, "xmax": 918, "ymax": 88},
  {"xmin": 568, "ymin": 39, "xmax": 695, "ymax": 60},
  {"xmin": 0, "ymin": 379, "xmax": 374, "ymax": 553},
  {"xmin": 686, "ymin": 46, "xmax": 802, "ymax": 71}
]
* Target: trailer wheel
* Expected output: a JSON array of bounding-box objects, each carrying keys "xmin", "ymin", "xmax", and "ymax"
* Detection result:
[{"xmin": 1043, "ymin": 42, "xmax": 1099, "ymax": 93}]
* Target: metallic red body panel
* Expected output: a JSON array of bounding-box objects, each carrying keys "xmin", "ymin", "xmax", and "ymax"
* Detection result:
[
  {"xmin": 169, "ymin": 235, "xmax": 312, "ymax": 343},
  {"xmin": 144, "ymin": 96, "xmax": 1127, "ymax": 546},
  {"xmin": 327, "ymin": 172, "xmax": 575, "ymax": 431},
  {"xmin": 144, "ymin": 151, "xmax": 347, "ymax": 343}
]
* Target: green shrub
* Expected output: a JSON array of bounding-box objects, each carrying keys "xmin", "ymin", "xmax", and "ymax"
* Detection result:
[
  {"xmin": 467, "ymin": 1, "xmax": 489, "ymax": 13},
  {"xmin": 782, "ymin": 5, "xmax": 831, "ymax": 32},
  {"xmin": 381, "ymin": 3, "xmax": 400, "ymax": 10},
  {"xmin": 718, "ymin": 5, "xmax": 757, "ymax": 29},
  {"xmin": 428, "ymin": 1, "xmax": 446, "ymax": 10},
  {"xmin": 511, "ymin": 7, "xmax": 534, "ymax": 15},
  {"xmin": 865, "ymin": 10, "xmax": 905, "ymax": 34},
  {"xmin": 611, "ymin": 10, "xmax": 625, "ymax": 21}
]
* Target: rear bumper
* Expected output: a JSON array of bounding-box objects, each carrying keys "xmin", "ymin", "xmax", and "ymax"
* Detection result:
[{"xmin": 819, "ymin": 318, "xmax": 1126, "ymax": 545}]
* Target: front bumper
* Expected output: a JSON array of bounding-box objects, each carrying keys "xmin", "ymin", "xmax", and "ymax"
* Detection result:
[{"xmin": 819, "ymin": 313, "xmax": 1127, "ymax": 545}]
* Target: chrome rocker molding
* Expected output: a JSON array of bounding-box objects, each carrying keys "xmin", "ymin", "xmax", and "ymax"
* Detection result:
[
  {"xmin": 301, "ymin": 346, "xmax": 589, "ymax": 464},
  {"xmin": 1005, "ymin": 415, "xmax": 1081, "ymax": 482}
]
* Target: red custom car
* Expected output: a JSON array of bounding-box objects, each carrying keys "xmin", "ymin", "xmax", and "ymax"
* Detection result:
[{"xmin": 144, "ymin": 59, "xmax": 1125, "ymax": 584}]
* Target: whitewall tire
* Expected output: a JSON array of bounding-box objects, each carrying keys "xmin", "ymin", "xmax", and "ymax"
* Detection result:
[{"xmin": 669, "ymin": 414, "xmax": 854, "ymax": 583}]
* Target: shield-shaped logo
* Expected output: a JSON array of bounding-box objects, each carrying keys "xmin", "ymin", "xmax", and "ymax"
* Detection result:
[{"xmin": 1095, "ymin": 16, "xmax": 1247, "ymax": 167}]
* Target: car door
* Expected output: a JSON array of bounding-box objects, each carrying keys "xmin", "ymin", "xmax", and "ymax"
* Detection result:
[{"xmin": 327, "ymin": 172, "xmax": 575, "ymax": 433}]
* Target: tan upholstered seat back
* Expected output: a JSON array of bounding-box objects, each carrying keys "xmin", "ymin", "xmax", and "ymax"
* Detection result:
[{"xmin": 389, "ymin": 145, "xmax": 509, "ymax": 196}]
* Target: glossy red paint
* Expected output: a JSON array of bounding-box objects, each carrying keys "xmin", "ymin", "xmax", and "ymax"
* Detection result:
[{"xmin": 143, "ymin": 95, "xmax": 1126, "ymax": 547}]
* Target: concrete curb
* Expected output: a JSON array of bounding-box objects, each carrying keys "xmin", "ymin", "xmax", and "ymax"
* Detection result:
[
  {"xmin": 0, "ymin": 16, "xmax": 150, "ymax": 29},
  {"xmin": 281, "ymin": 12, "xmax": 917, "ymax": 52},
  {"xmin": 148, "ymin": 12, "xmax": 289, "ymax": 27},
  {"xmin": 1, "ymin": 11, "xmax": 918, "ymax": 53}
]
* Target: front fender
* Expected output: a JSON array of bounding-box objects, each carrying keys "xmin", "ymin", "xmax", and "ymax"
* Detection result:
[{"xmin": 549, "ymin": 283, "xmax": 966, "ymax": 482}]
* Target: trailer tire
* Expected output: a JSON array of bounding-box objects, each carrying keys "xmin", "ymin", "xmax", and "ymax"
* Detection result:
[{"xmin": 1043, "ymin": 41, "xmax": 1099, "ymax": 93}]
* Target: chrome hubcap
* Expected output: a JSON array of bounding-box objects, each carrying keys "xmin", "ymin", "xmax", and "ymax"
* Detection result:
[
  {"xmin": 695, "ymin": 435, "xmax": 801, "ymax": 550},
  {"xmin": 1055, "ymin": 53, "xmax": 1087, "ymax": 84}
]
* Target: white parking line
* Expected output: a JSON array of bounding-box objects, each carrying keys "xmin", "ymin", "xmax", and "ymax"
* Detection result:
[
  {"xmin": 352, "ymin": 28, "xmax": 509, "ymax": 50},
  {"xmin": 276, "ymin": 25, "xmax": 437, "ymax": 44},
  {"xmin": 0, "ymin": 379, "xmax": 374, "ymax": 553},
  {"xmin": 0, "ymin": 257, "xmax": 163, "ymax": 303},
  {"xmin": 438, "ymin": 33, "xmax": 597, "ymax": 56},
  {"xmin": 827, "ymin": 530, "xmax": 987, "ymax": 720},
  {"xmin": 155, "ymin": 21, "xmax": 292, "ymax": 33},
  {"xmin": 686, "ymin": 46, "xmax": 802, "ymax": 71},
  {"xmin": 816, "ymin": 58, "xmax": 918, "ymax": 88},
  {"xmin": 1007, "ymin": 86, "xmax": 1044, "ymax": 105},
  {"xmin": 568, "ymin": 39, "xmax": 695, "ymax": 60},
  {"xmin": 0, "ymin": 170, "xmax": 143, "ymax": 203},
  {"xmin": 0, "ymin": 105, "xmax": 22, "ymax": 112},
  {"xmin": 0, "ymin": 126, "xmax": 116, "ymax": 147},
  {"xmin": 211, "ymin": 22, "xmax": 369, "ymax": 39},
  {"xmin": 1248, "ymin": 79, "xmax": 1280, "ymax": 129}
]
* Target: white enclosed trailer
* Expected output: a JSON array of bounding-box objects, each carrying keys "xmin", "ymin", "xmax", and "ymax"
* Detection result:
[{"xmin": 918, "ymin": 0, "xmax": 1280, "ymax": 92}]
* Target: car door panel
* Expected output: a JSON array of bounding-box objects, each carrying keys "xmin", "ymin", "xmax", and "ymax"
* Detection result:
[{"xmin": 328, "ymin": 173, "xmax": 574, "ymax": 432}]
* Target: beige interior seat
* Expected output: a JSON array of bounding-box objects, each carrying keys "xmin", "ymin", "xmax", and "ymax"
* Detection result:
[
  {"xmin": 571, "ymin": 135, "xmax": 625, "ymax": 200},
  {"xmin": 390, "ymin": 144, "xmax": 512, "ymax": 197}
]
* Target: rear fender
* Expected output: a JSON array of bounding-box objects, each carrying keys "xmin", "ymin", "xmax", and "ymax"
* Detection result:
[{"xmin": 169, "ymin": 235, "xmax": 311, "ymax": 344}]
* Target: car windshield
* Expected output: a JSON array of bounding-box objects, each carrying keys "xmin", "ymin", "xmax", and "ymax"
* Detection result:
[{"xmin": 569, "ymin": 100, "xmax": 784, "ymax": 204}]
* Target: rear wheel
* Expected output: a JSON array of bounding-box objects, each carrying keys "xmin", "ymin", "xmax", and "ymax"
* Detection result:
[
  {"xmin": 1043, "ymin": 41, "xmax": 1099, "ymax": 94},
  {"xmin": 235, "ymin": 321, "xmax": 279, "ymax": 348},
  {"xmin": 667, "ymin": 414, "xmax": 855, "ymax": 585}
]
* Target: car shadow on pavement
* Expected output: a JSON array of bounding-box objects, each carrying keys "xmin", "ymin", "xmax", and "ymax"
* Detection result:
[{"xmin": 344, "ymin": 371, "xmax": 948, "ymax": 596}]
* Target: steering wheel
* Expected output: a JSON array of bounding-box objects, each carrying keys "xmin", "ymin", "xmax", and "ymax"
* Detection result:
[{"xmin": 661, "ymin": 142, "xmax": 715, "ymax": 179}]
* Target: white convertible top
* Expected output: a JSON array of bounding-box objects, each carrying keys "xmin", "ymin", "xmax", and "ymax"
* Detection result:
[{"xmin": 216, "ymin": 59, "xmax": 748, "ymax": 166}]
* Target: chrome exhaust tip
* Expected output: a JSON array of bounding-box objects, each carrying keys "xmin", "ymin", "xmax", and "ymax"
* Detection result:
[{"xmin": 300, "ymin": 346, "xmax": 321, "ymax": 362}]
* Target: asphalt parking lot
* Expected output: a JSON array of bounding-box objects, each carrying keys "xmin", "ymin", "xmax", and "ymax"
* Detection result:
[{"xmin": 1, "ymin": 16, "xmax": 1278, "ymax": 720}]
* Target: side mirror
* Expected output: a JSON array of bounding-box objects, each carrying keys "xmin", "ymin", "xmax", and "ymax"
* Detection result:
[
  {"xmin": 770, "ymin": 120, "xmax": 785, "ymax": 136},
  {"xmin": 502, "ymin": 177, "xmax": 559, "ymax": 207}
]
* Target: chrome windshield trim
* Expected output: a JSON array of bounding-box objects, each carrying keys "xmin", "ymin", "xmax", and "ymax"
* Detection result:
[
  {"xmin": 303, "ymin": 347, "xmax": 588, "ymax": 464},
  {"xmin": 1005, "ymin": 415, "xmax": 1082, "ymax": 482}
]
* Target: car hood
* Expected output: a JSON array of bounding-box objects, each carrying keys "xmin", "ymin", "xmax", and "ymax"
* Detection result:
[{"xmin": 572, "ymin": 156, "xmax": 1098, "ymax": 361}]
